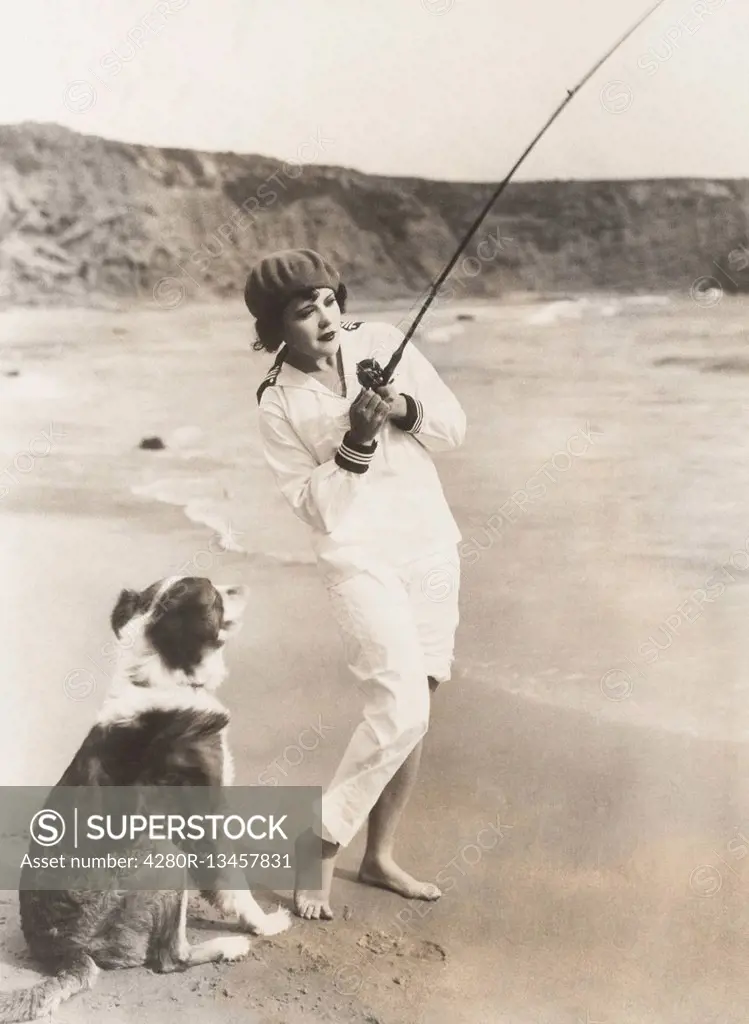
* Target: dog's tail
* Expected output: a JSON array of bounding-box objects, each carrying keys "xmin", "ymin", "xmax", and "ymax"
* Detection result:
[{"xmin": 0, "ymin": 955, "xmax": 98, "ymax": 1022}]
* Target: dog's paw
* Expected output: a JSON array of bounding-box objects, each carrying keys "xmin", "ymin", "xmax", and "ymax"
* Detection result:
[
  {"xmin": 217, "ymin": 936, "xmax": 251, "ymax": 962},
  {"xmin": 254, "ymin": 905, "xmax": 292, "ymax": 937}
]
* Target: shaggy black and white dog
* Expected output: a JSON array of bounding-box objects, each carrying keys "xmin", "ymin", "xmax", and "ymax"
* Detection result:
[{"xmin": 0, "ymin": 576, "xmax": 290, "ymax": 1023}]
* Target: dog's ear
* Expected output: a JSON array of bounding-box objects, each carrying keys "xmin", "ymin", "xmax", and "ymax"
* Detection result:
[{"xmin": 111, "ymin": 588, "xmax": 140, "ymax": 637}]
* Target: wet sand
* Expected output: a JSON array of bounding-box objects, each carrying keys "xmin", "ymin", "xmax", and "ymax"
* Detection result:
[{"xmin": 2, "ymin": 296, "xmax": 749, "ymax": 1022}]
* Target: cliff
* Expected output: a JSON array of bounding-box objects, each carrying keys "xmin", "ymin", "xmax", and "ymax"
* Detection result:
[{"xmin": 1, "ymin": 122, "xmax": 748, "ymax": 307}]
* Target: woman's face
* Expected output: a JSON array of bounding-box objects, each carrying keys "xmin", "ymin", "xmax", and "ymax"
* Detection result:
[{"xmin": 281, "ymin": 287, "xmax": 341, "ymax": 362}]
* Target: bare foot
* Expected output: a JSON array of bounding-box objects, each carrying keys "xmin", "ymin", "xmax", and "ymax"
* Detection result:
[
  {"xmin": 294, "ymin": 829, "xmax": 339, "ymax": 921},
  {"xmin": 358, "ymin": 856, "xmax": 442, "ymax": 901}
]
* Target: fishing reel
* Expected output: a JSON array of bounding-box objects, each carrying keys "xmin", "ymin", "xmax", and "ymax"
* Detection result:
[{"xmin": 356, "ymin": 358, "xmax": 392, "ymax": 391}]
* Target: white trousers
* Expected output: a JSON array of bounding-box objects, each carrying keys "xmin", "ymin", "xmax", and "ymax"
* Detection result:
[{"xmin": 320, "ymin": 546, "xmax": 460, "ymax": 848}]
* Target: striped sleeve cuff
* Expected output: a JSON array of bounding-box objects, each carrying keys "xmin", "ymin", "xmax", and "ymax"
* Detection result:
[
  {"xmin": 391, "ymin": 393, "xmax": 423, "ymax": 434},
  {"xmin": 335, "ymin": 431, "xmax": 378, "ymax": 474}
]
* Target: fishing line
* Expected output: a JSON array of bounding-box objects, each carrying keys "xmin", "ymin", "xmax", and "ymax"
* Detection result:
[{"xmin": 356, "ymin": 0, "xmax": 670, "ymax": 389}]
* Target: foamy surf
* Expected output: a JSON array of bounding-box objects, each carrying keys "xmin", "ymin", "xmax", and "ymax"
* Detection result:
[
  {"xmin": 131, "ymin": 476, "xmax": 230, "ymax": 506},
  {"xmin": 623, "ymin": 294, "xmax": 672, "ymax": 307},
  {"xmin": 183, "ymin": 499, "xmax": 244, "ymax": 551},
  {"xmin": 131, "ymin": 476, "xmax": 244, "ymax": 552},
  {"xmin": 130, "ymin": 476, "xmax": 318, "ymax": 567},
  {"xmin": 525, "ymin": 298, "xmax": 597, "ymax": 325},
  {"xmin": 424, "ymin": 323, "xmax": 466, "ymax": 344},
  {"xmin": 468, "ymin": 660, "xmax": 746, "ymax": 744},
  {"xmin": 525, "ymin": 294, "xmax": 673, "ymax": 326}
]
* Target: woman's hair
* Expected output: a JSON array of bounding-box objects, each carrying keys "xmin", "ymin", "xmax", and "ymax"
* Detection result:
[{"xmin": 251, "ymin": 283, "xmax": 348, "ymax": 353}]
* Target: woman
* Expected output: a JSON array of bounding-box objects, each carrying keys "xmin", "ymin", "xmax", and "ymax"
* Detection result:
[{"xmin": 248, "ymin": 249, "xmax": 466, "ymax": 920}]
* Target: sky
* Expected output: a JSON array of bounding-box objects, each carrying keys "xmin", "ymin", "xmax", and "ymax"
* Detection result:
[{"xmin": 0, "ymin": 0, "xmax": 746, "ymax": 182}]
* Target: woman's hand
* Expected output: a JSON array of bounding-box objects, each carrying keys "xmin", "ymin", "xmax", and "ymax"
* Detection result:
[
  {"xmin": 348, "ymin": 388, "xmax": 391, "ymax": 445},
  {"xmin": 374, "ymin": 385, "xmax": 408, "ymax": 421}
]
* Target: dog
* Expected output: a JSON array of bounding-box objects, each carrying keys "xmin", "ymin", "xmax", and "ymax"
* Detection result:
[{"xmin": 0, "ymin": 575, "xmax": 291, "ymax": 1023}]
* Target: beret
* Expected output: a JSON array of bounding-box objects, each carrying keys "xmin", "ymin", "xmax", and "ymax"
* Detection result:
[{"xmin": 244, "ymin": 249, "xmax": 341, "ymax": 320}]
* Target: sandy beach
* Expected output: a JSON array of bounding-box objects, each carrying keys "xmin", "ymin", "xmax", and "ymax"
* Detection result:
[{"xmin": 3, "ymin": 294, "xmax": 749, "ymax": 1023}]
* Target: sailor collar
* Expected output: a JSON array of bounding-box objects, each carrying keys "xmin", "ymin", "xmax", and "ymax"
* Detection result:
[{"xmin": 256, "ymin": 323, "xmax": 363, "ymax": 404}]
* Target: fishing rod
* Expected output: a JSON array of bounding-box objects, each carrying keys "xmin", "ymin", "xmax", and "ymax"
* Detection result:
[{"xmin": 356, "ymin": 0, "xmax": 669, "ymax": 390}]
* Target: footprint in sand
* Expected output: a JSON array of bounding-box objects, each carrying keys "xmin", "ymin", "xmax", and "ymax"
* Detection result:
[
  {"xmin": 409, "ymin": 939, "xmax": 448, "ymax": 963},
  {"xmin": 357, "ymin": 931, "xmax": 447, "ymax": 963}
]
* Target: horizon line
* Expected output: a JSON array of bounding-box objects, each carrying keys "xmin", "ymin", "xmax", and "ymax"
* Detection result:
[{"xmin": 2, "ymin": 120, "xmax": 748, "ymax": 189}]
